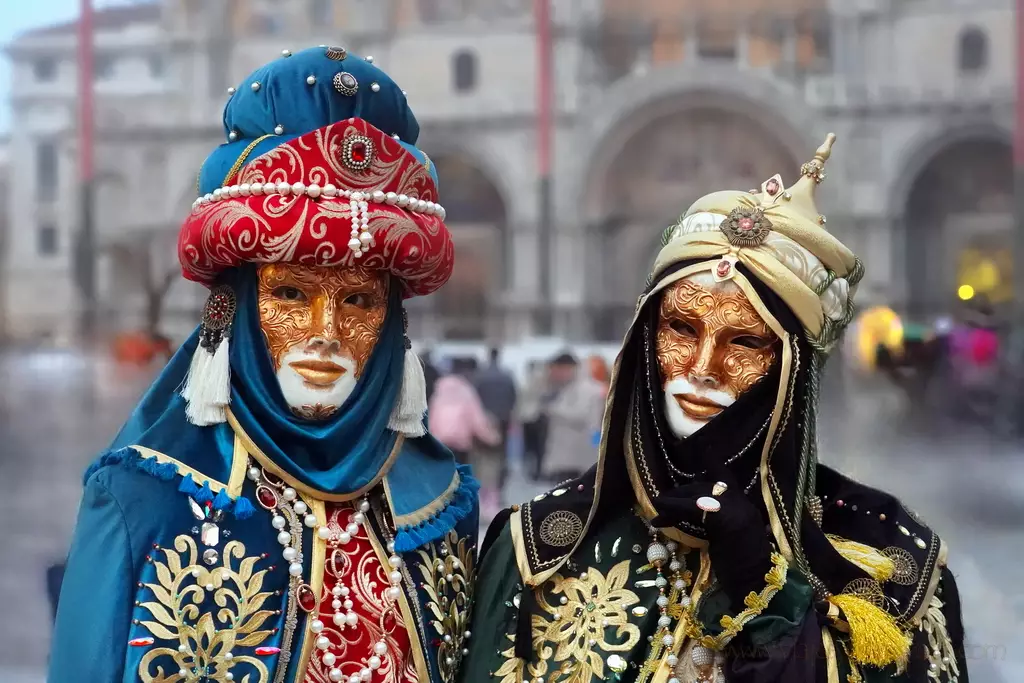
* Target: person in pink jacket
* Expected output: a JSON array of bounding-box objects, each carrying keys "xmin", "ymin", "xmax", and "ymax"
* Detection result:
[{"xmin": 429, "ymin": 359, "xmax": 503, "ymax": 514}]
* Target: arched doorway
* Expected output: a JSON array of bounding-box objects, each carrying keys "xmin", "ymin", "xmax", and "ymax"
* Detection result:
[
  {"xmin": 583, "ymin": 105, "xmax": 800, "ymax": 340},
  {"xmin": 418, "ymin": 153, "xmax": 508, "ymax": 341},
  {"xmin": 902, "ymin": 138, "xmax": 1012, "ymax": 317}
]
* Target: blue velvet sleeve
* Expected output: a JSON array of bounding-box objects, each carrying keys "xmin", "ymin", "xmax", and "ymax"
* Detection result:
[{"xmin": 48, "ymin": 469, "xmax": 136, "ymax": 682}]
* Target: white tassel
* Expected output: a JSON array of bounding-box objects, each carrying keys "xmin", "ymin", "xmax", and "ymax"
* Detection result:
[
  {"xmin": 388, "ymin": 347, "xmax": 427, "ymax": 437},
  {"xmin": 181, "ymin": 336, "xmax": 231, "ymax": 426}
]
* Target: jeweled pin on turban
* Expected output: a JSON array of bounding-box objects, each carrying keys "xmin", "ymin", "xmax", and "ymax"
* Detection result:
[
  {"xmin": 657, "ymin": 133, "xmax": 863, "ymax": 351},
  {"xmin": 178, "ymin": 46, "xmax": 449, "ymax": 428}
]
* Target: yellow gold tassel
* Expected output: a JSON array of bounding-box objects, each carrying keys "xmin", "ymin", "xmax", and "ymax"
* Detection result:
[
  {"xmin": 828, "ymin": 594, "xmax": 911, "ymax": 669},
  {"xmin": 827, "ymin": 535, "xmax": 895, "ymax": 583}
]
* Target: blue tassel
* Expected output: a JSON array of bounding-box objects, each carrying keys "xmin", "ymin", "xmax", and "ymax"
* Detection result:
[
  {"xmin": 393, "ymin": 465, "xmax": 480, "ymax": 552},
  {"xmin": 212, "ymin": 488, "xmax": 233, "ymax": 512},
  {"xmin": 233, "ymin": 496, "xmax": 256, "ymax": 520},
  {"xmin": 178, "ymin": 473, "xmax": 200, "ymax": 496},
  {"xmin": 153, "ymin": 461, "xmax": 179, "ymax": 481},
  {"xmin": 194, "ymin": 482, "xmax": 215, "ymax": 504},
  {"xmin": 82, "ymin": 447, "xmax": 140, "ymax": 484},
  {"xmin": 138, "ymin": 456, "xmax": 162, "ymax": 478}
]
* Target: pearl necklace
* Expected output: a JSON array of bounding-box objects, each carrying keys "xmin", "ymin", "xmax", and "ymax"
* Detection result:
[{"xmin": 250, "ymin": 464, "xmax": 404, "ymax": 683}]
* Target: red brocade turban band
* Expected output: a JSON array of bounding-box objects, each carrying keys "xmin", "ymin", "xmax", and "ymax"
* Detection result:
[
  {"xmin": 178, "ymin": 47, "xmax": 453, "ymax": 298},
  {"xmin": 176, "ymin": 46, "xmax": 449, "ymax": 428}
]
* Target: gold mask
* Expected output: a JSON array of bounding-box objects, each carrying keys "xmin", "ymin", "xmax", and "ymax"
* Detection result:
[
  {"xmin": 656, "ymin": 275, "xmax": 778, "ymax": 429},
  {"xmin": 257, "ymin": 263, "xmax": 389, "ymax": 417}
]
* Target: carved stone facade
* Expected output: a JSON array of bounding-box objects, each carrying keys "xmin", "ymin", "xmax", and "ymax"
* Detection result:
[{"xmin": 1, "ymin": 0, "xmax": 1013, "ymax": 343}]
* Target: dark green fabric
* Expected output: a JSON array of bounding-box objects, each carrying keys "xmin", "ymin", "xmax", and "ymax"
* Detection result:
[{"xmin": 695, "ymin": 569, "xmax": 813, "ymax": 648}]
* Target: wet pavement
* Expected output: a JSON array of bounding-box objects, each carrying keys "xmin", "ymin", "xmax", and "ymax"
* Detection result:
[{"xmin": 0, "ymin": 349, "xmax": 1019, "ymax": 682}]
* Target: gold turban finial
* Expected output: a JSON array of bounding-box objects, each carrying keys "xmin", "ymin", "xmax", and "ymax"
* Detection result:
[{"xmin": 782, "ymin": 132, "xmax": 836, "ymax": 229}]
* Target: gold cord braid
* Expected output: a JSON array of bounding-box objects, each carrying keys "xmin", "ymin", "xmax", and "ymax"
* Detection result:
[
  {"xmin": 222, "ymin": 134, "xmax": 276, "ymax": 186},
  {"xmin": 685, "ymin": 552, "xmax": 789, "ymax": 650}
]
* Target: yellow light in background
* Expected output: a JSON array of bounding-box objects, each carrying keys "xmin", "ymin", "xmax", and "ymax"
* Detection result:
[
  {"xmin": 854, "ymin": 306, "xmax": 904, "ymax": 371},
  {"xmin": 958, "ymin": 284, "xmax": 975, "ymax": 301}
]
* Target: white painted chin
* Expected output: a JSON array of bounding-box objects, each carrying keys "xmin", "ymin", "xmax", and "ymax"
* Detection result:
[
  {"xmin": 662, "ymin": 377, "xmax": 736, "ymax": 438},
  {"xmin": 276, "ymin": 347, "xmax": 358, "ymax": 419}
]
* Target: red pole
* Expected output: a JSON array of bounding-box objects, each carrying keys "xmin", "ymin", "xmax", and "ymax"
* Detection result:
[
  {"xmin": 76, "ymin": 0, "xmax": 97, "ymax": 337},
  {"xmin": 534, "ymin": 0, "xmax": 553, "ymax": 333},
  {"xmin": 78, "ymin": 0, "xmax": 94, "ymax": 183}
]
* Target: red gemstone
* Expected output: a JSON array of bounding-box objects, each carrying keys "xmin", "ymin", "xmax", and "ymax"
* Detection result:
[
  {"xmin": 297, "ymin": 584, "xmax": 317, "ymax": 612},
  {"xmin": 765, "ymin": 179, "xmax": 780, "ymax": 196},
  {"xmin": 256, "ymin": 486, "xmax": 278, "ymax": 510},
  {"xmin": 128, "ymin": 637, "xmax": 154, "ymax": 647},
  {"xmin": 738, "ymin": 217, "xmax": 754, "ymax": 231},
  {"xmin": 255, "ymin": 646, "xmax": 281, "ymax": 656},
  {"xmin": 351, "ymin": 141, "xmax": 367, "ymax": 163},
  {"xmin": 716, "ymin": 260, "xmax": 731, "ymax": 278}
]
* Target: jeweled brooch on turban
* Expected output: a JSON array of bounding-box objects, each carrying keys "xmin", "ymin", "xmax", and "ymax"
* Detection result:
[{"xmin": 719, "ymin": 206, "xmax": 772, "ymax": 247}]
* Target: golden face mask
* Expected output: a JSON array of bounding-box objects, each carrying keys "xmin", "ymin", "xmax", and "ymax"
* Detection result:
[
  {"xmin": 655, "ymin": 275, "xmax": 778, "ymax": 432},
  {"xmin": 257, "ymin": 264, "xmax": 389, "ymax": 417}
]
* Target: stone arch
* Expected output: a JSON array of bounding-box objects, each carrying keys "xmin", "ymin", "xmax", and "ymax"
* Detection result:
[
  {"xmin": 413, "ymin": 146, "xmax": 510, "ymax": 341},
  {"xmin": 575, "ymin": 72, "xmax": 807, "ymax": 340},
  {"xmin": 894, "ymin": 124, "xmax": 1012, "ymax": 315}
]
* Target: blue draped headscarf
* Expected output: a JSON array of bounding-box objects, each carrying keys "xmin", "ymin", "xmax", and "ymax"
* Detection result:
[{"xmin": 99, "ymin": 265, "xmax": 473, "ymax": 551}]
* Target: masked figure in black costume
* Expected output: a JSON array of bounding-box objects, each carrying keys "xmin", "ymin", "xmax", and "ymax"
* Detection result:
[{"xmin": 458, "ymin": 135, "xmax": 966, "ymax": 683}]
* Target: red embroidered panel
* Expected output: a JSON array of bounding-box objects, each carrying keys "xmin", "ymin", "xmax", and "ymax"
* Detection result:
[{"xmin": 303, "ymin": 503, "xmax": 418, "ymax": 683}]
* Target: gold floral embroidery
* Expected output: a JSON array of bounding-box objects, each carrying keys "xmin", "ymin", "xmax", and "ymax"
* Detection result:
[
  {"xmin": 416, "ymin": 530, "xmax": 476, "ymax": 683},
  {"xmin": 921, "ymin": 594, "xmax": 959, "ymax": 681},
  {"xmin": 532, "ymin": 560, "xmax": 641, "ymax": 681},
  {"xmin": 137, "ymin": 535, "xmax": 275, "ymax": 683}
]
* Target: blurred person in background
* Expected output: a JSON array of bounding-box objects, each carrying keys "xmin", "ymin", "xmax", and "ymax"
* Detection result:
[
  {"xmin": 50, "ymin": 48, "xmax": 480, "ymax": 683},
  {"xmin": 429, "ymin": 356, "xmax": 502, "ymax": 515},
  {"xmin": 420, "ymin": 347, "xmax": 440, "ymax": 404},
  {"xmin": 539, "ymin": 351, "xmax": 606, "ymax": 482},
  {"xmin": 462, "ymin": 136, "xmax": 966, "ymax": 683},
  {"xmin": 517, "ymin": 359, "xmax": 552, "ymax": 480},
  {"xmin": 472, "ymin": 347, "xmax": 518, "ymax": 487},
  {"xmin": 588, "ymin": 353, "xmax": 611, "ymax": 397}
]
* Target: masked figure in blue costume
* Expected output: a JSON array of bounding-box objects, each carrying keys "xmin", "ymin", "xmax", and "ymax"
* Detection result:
[{"xmin": 50, "ymin": 47, "xmax": 478, "ymax": 683}]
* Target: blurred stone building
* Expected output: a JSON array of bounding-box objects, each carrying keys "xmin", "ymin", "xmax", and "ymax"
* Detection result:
[{"xmin": 0, "ymin": 0, "xmax": 1014, "ymax": 344}]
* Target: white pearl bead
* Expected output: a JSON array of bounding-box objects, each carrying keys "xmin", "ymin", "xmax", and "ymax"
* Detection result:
[
  {"xmin": 311, "ymin": 619, "xmax": 324, "ymax": 633},
  {"xmin": 348, "ymin": 238, "xmax": 361, "ymax": 250},
  {"xmin": 191, "ymin": 568, "xmax": 201, "ymax": 577},
  {"xmin": 251, "ymin": 183, "xmax": 264, "ymax": 195},
  {"xmin": 333, "ymin": 612, "xmax": 346, "ymax": 626},
  {"xmin": 264, "ymin": 182, "xmax": 277, "ymax": 195},
  {"xmin": 397, "ymin": 194, "xmax": 409, "ymax": 207},
  {"xmin": 292, "ymin": 182, "xmax": 306, "ymax": 195},
  {"xmin": 293, "ymin": 501, "xmax": 308, "ymax": 515},
  {"xmin": 464, "ymin": 630, "xmax": 471, "ymax": 638},
  {"xmin": 662, "ymin": 634, "xmax": 674, "ymax": 647},
  {"xmin": 343, "ymin": 599, "xmax": 353, "ymax": 609},
  {"xmin": 306, "ymin": 184, "xmax": 321, "ymax": 199},
  {"xmin": 179, "ymin": 670, "xmax": 188, "ymax": 677},
  {"xmin": 318, "ymin": 527, "xmax": 331, "ymax": 540},
  {"xmin": 316, "ymin": 635, "xmax": 330, "ymax": 650},
  {"xmin": 282, "ymin": 49, "xmax": 292, "ymax": 57},
  {"xmin": 332, "ymin": 585, "xmax": 343, "ymax": 597},
  {"xmin": 272, "ymin": 515, "xmax": 286, "ymax": 530},
  {"xmin": 323, "ymin": 184, "xmax": 338, "ymax": 197},
  {"xmin": 329, "ymin": 668, "xmax": 343, "ymax": 682},
  {"xmin": 359, "ymin": 500, "xmax": 370, "ymax": 513},
  {"xmin": 657, "ymin": 596, "xmax": 669, "ymax": 607},
  {"xmin": 274, "ymin": 124, "xmax": 285, "ymax": 135},
  {"xmin": 666, "ymin": 654, "xmax": 679, "ymax": 667},
  {"xmin": 323, "ymin": 653, "xmax": 336, "ymax": 667},
  {"xmin": 307, "ymin": 75, "xmax": 317, "ymax": 85},
  {"xmin": 669, "ymin": 678, "xmax": 680, "ymax": 683},
  {"xmin": 205, "ymin": 584, "xmax": 214, "ymax": 591},
  {"xmin": 349, "ymin": 675, "xmax": 360, "ymax": 683},
  {"xmin": 387, "ymin": 586, "xmax": 401, "ymax": 600},
  {"xmin": 366, "ymin": 55, "xmax": 375, "ymax": 63},
  {"xmin": 289, "ymin": 563, "xmax": 303, "ymax": 576},
  {"xmin": 228, "ymin": 131, "xmax": 238, "ymax": 142},
  {"xmin": 346, "ymin": 611, "xmax": 359, "ymax": 626},
  {"xmin": 227, "ymin": 87, "xmax": 236, "ymax": 94},
  {"xmin": 224, "ymin": 651, "xmax": 233, "ymax": 660},
  {"xmin": 385, "ymin": 192, "xmax": 398, "ymax": 205},
  {"xmin": 359, "ymin": 232, "xmax": 372, "ymax": 245},
  {"xmin": 340, "ymin": 532, "xmax": 352, "ymax": 544},
  {"xmin": 388, "ymin": 556, "xmax": 403, "ymax": 569},
  {"xmin": 371, "ymin": 190, "xmax": 385, "ymax": 203},
  {"xmin": 178, "ymin": 645, "xmax": 187, "ymax": 653},
  {"xmin": 227, "ymin": 186, "xmax": 240, "ymax": 198},
  {"xmin": 658, "ymin": 615, "xmax": 671, "ymax": 628},
  {"xmin": 332, "ymin": 599, "xmax": 342, "ymax": 609},
  {"xmin": 248, "ymin": 467, "xmax": 261, "ymax": 481},
  {"xmin": 340, "ymin": 586, "xmax": 350, "ymax": 596},
  {"xmin": 374, "ymin": 641, "xmax": 387, "ymax": 655},
  {"xmin": 213, "ymin": 188, "xmax": 223, "ymax": 199},
  {"xmin": 353, "ymin": 512, "xmax": 365, "ymax": 525},
  {"xmin": 360, "ymin": 668, "xmax": 371, "ymax": 681},
  {"xmin": 369, "ymin": 655, "xmax": 381, "ymax": 669},
  {"xmin": 282, "ymin": 488, "xmax": 296, "ymax": 501},
  {"xmin": 304, "ymin": 514, "xmax": 317, "ymax": 527},
  {"xmin": 389, "ymin": 570, "xmax": 402, "ymax": 584},
  {"xmin": 251, "ymin": 82, "xmax": 261, "ymax": 92},
  {"xmin": 283, "ymin": 547, "xmax": 297, "ymax": 561},
  {"xmin": 277, "ymin": 531, "xmax": 291, "ymax": 545},
  {"xmin": 239, "ymin": 183, "xmax": 251, "ymax": 196},
  {"xmin": 277, "ymin": 182, "xmax": 291, "ymax": 195},
  {"xmin": 386, "ymin": 541, "xmax": 396, "ymax": 553}
]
